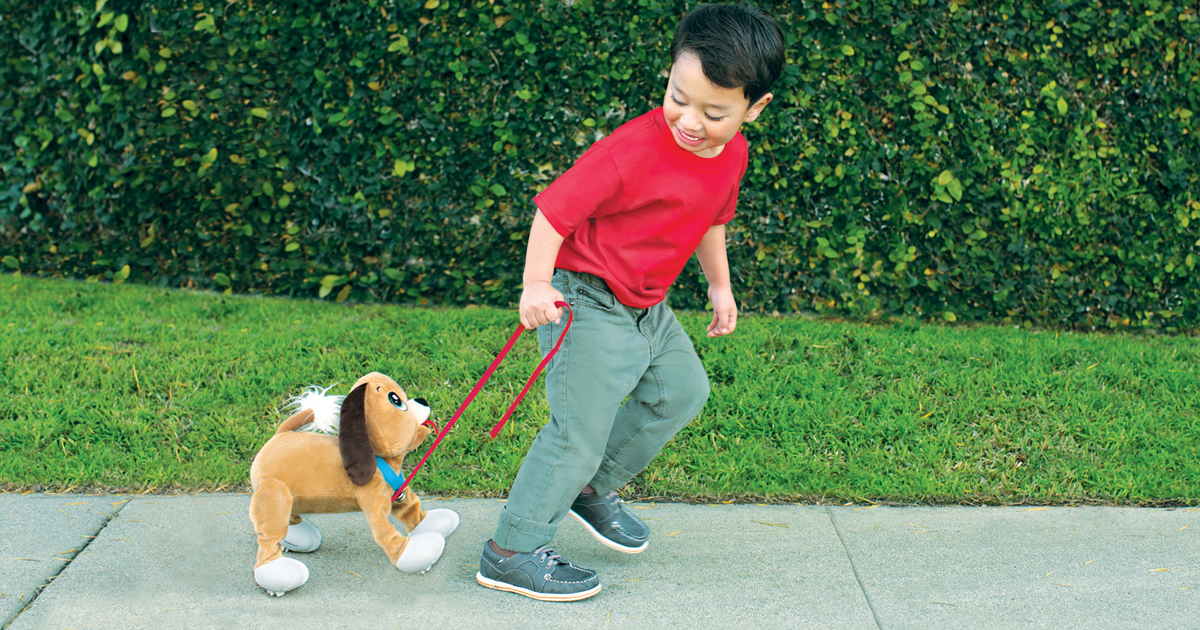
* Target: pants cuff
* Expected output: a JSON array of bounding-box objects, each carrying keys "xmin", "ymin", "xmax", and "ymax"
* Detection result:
[{"xmin": 492, "ymin": 506, "xmax": 560, "ymax": 553}]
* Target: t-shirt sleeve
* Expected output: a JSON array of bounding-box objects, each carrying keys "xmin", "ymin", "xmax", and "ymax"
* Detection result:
[
  {"xmin": 712, "ymin": 151, "xmax": 747, "ymax": 225},
  {"xmin": 713, "ymin": 179, "xmax": 739, "ymax": 225},
  {"xmin": 533, "ymin": 146, "xmax": 624, "ymax": 238}
]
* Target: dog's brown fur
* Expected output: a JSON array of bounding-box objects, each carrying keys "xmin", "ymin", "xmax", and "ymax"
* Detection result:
[{"xmin": 249, "ymin": 372, "xmax": 434, "ymax": 569}]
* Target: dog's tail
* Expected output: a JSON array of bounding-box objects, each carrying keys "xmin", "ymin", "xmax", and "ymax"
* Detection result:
[{"xmin": 277, "ymin": 385, "xmax": 344, "ymax": 435}]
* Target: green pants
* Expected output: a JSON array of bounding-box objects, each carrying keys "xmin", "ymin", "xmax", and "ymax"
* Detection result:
[{"xmin": 493, "ymin": 269, "xmax": 710, "ymax": 553}]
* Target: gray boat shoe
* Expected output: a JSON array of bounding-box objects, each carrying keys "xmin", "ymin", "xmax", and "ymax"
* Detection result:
[
  {"xmin": 568, "ymin": 490, "xmax": 649, "ymax": 553},
  {"xmin": 476, "ymin": 542, "xmax": 602, "ymax": 602}
]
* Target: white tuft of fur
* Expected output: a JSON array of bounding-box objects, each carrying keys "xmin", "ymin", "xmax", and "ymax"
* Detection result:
[{"xmin": 281, "ymin": 385, "xmax": 344, "ymax": 435}]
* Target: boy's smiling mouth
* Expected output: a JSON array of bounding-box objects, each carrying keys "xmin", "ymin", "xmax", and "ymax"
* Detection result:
[{"xmin": 675, "ymin": 126, "xmax": 705, "ymax": 146}]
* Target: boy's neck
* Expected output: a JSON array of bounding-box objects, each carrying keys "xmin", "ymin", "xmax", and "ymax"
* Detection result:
[{"xmin": 695, "ymin": 144, "xmax": 725, "ymax": 159}]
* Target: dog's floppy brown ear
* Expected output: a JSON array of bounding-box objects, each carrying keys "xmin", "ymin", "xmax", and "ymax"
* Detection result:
[{"xmin": 338, "ymin": 383, "xmax": 375, "ymax": 486}]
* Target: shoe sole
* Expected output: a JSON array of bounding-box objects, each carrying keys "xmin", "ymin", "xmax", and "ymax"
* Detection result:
[
  {"xmin": 476, "ymin": 572, "xmax": 601, "ymax": 602},
  {"xmin": 568, "ymin": 510, "xmax": 648, "ymax": 554}
]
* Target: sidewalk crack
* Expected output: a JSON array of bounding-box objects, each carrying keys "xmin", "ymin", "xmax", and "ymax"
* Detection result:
[
  {"xmin": 826, "ymin": 506, "xmax": 884, "ymax": 630},
  {"xmin": 3, "ymin": 498, "xmax": 132, "ymax": 630}
]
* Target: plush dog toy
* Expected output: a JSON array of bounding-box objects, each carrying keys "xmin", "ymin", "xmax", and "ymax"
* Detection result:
[{"xmin": 249, "ymin": 372, "xmax": 459, "ymax": 596}]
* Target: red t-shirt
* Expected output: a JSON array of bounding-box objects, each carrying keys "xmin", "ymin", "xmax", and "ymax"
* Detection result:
[{"xmin": 534, "ymin": 107, "xmax": 748, "ymax": 308}]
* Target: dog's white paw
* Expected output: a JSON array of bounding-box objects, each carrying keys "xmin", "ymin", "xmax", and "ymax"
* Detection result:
[
  {"xmin": 280, "ymin": 520, "xmax": 322, "ymax": 553},
  {"xmin": 409, "ymin": 508, "xmax": 460, "ymax": 538},
  {"xmin": 395, "ymin": 531, "xmax": 445, "ymax": 574},
  {"xmin": 255, "ymin": 556, "xmax": 309, "ymax": 596}
]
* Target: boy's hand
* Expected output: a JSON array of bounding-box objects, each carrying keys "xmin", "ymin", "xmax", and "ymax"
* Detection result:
[
  {"xmin": 706, "ymin": 286, "xmax": 737, "ymax": 337},
  {"xmin": 520, "ymin": 281, "xmax": 565, "ymax": 330}
]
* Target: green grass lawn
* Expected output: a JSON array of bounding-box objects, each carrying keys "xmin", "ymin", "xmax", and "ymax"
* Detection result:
[{"xmin": 1, "ymin": 274, "xmax": 1196, "ymax": 505}]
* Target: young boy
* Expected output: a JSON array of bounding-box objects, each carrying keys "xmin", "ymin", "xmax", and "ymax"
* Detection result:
[{"xmin": 476, "ymin": 3, "xmax": 785, "ymax": 602}]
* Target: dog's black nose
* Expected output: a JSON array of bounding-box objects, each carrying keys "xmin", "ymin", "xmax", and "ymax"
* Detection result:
[{"xmin": 413, "ymin": 397, "xmax": 428, "ymax": 407}]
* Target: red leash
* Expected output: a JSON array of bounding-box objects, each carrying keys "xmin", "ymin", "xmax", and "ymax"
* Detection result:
[{"xmin": 393, "ymin": 301, "xmax": 573, "ymax": 500}]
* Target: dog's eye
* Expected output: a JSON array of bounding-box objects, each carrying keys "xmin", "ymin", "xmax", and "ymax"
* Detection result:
[{"xmin": 387, "ymin": 392, "xmax": 407, "ymax": 411}]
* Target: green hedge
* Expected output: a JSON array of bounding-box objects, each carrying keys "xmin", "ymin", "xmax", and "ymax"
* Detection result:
[{"xmin": 2, "ymin": 1, "xmax": 1198, "ymax": 329}]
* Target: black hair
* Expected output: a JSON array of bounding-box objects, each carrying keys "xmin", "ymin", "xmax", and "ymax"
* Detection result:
[{"xmin": 670, "ymin": 3, "xmax": 786, "ymax": 105}]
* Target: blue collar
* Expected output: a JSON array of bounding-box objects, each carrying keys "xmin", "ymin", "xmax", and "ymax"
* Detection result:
[{"xmin": 375, "ymin": 456, "xmax": 409, "ymax": 500}]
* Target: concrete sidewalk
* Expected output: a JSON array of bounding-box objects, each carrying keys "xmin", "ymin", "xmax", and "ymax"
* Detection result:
[{"xmin": 1, "ymin": 494, "xmax": 1196, "ymax": 629}]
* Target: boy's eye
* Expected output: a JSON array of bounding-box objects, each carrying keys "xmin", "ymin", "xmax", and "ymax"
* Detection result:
[{"xmin": 671, "ymin": 91, "xmax": 724, "ymax": 121}]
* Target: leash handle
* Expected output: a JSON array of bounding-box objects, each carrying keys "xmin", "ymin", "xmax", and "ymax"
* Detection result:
[{"xmin": 394, "ymin": 301, "xmax": 573, "ymax": 500}]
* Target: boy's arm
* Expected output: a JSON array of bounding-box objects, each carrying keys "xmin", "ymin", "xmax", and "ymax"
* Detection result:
[
  {"xmin": 695, "ymin": 224, "xmax": 737, "ymax": 337},
  {"xmin": 520, "ymin": 208, "xmax": 566, "ymax": 330}
]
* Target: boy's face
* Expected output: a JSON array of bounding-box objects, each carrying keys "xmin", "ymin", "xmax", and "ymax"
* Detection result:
[{"xmin": 663, "ymin": 51, "xmax": 772, "ymax": 159}]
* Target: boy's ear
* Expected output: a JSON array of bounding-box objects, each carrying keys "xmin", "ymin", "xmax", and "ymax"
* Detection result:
[{"xmin": 744, "ymin": 92, "xmax": 773, "ymax": 123}]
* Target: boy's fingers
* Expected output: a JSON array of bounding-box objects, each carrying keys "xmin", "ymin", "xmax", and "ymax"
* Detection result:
[
  {"xmin": 522, "ymin": 307, "xmax": 544, "ymax": 330},
  {"xmin": 706, "ymin": 311, "xmax": 735, "ymax": 337},
  {"xmin": 523, "ymin": 304, "xmax": 560, "ymax": 329},
  {"xmin": 552, "ymin": 292, "xmax": 565, "ymax": 323}
]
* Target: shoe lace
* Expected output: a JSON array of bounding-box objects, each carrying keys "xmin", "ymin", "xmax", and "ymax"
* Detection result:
[
  {"xmin": 603, "ymin": 491, "xmax": 628, "ymax": 518},
  {"xmin": 603, "ymin": 491, "xmax": 645, "ymax": 529},
  {"xmin": 531, "ymin": 545, "xmax": 564, "ymax": 568}
]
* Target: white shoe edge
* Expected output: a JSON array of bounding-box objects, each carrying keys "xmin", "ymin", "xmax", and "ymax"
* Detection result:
[
  {"xmin": 409, "ymin": 508, "xmax": 460, "ymax": 538},
  {"xmin": 567, "ymin": 510, "xmax": 649, "ymax": 554},
  {"xmin": 395, "ymin": 532, "xmax": 445, "ymax": 574},
  {"xmin": 476, "ymin": 571, "xmax": 602, "ymax": 602},
  {"xmin": 280, "ymin": 520, "xmax": 322, "ymax": 553},
  {"xmin": 255, "ymin": 556, "xmax": 309, "ymax": 596}
]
